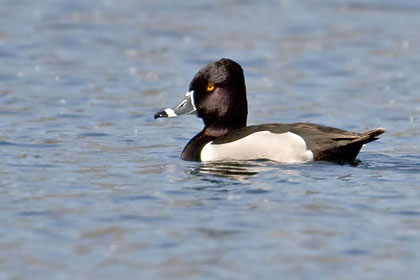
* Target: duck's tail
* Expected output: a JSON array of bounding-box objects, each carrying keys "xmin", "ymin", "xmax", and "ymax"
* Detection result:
[
  {"xmin": 318, "ymin": 127, "xmax": 386, "ymax": 162},
  {"xmin": 348, "ymin": 127, "xmax": 386, "ymax": 145}
]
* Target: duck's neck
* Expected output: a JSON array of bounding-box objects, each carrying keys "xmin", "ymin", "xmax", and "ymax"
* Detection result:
[
  {"xmin": 204, "ymin": 116, "xmax": 247, "ymax": 133},
  {"xmin": 204, "ymin": 125, "xmax": 232, "ymax": 137}
]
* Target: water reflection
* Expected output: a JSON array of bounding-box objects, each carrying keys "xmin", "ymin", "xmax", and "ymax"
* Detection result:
[
  {"xmin": 187, "ymin": 158, "xmax": 364, "ymax": 182},
  {"xmin": 188, "ymin": 160, "xmax": 272, "ymax": 180}
]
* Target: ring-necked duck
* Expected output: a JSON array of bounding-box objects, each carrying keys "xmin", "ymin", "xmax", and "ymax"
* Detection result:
[{"xmin": 154, "ymin": 58, "xmax": 385, "ymax": 163}]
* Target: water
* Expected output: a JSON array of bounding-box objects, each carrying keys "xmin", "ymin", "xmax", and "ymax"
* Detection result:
[{"xmin": 1, "ymin": 0, "xmax": 420, "ymax": 279}]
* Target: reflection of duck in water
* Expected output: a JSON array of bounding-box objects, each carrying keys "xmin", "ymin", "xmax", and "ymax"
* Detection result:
[
  {"xmin": 189, "ymin": 160, "xmax": 308, "ymax": 182},
  {"xmin": 155, "ymin": 58, "xmax": 385, "ymax": 164},
  {"xmin": 190, "ymin": 161, "xmax": 266, "ymax": 180}
]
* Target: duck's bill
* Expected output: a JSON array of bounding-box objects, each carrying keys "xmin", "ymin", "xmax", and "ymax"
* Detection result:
[{"xmin": 154, "ymin": 90, "xmax": 196, "ymax": 119}]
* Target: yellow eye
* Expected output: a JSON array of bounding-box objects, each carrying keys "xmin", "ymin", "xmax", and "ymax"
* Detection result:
[{"xmin": 206, "ymin": 84, "xmax": 215, "ymax": 92}]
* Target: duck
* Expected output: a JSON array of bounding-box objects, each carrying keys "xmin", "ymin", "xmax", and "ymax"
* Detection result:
[{"xmin": 154, "ymin": 58, "xmax": 385, "ymax": 163}]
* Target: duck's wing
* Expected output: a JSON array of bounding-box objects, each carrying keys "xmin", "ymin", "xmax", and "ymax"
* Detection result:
[
  {"xmin": 213, "ymin": 123, "xmax": 385, "ymax": 162},
  {"xmin": 287, "ymin": 123, "xmax": 385, "ymax": 162}
]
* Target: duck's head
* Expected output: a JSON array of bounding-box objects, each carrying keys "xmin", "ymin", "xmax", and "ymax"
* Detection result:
[{"xmin": 154, "ymin": 58, "xmax": 248, "ymax": 130}]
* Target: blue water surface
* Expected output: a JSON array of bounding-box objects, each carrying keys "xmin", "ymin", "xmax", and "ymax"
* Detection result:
[{"xmin": 1, "ymin": 0, "xmax": 420, "ymax": 279}]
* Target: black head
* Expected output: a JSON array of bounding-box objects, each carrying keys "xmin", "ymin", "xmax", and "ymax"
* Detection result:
[{"xmin": 189, "ymin": 58, "xmax": 248, "ymax": 130}]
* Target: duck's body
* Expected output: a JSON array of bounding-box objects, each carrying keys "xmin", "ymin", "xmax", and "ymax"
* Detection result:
[{"xmin": 154, "ymin": 58, "xmax": 384, "ymax": 163}]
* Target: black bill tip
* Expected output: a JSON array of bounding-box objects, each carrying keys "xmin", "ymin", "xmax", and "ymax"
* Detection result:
[{"xmin": 154, "ymin": 111, "xmax": 168, "ymax": 119}]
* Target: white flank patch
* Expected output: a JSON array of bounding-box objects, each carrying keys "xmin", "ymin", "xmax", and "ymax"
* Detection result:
[{"xmin": 200, "ymin": 131, "xmax": 314, "ymax": 163}]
